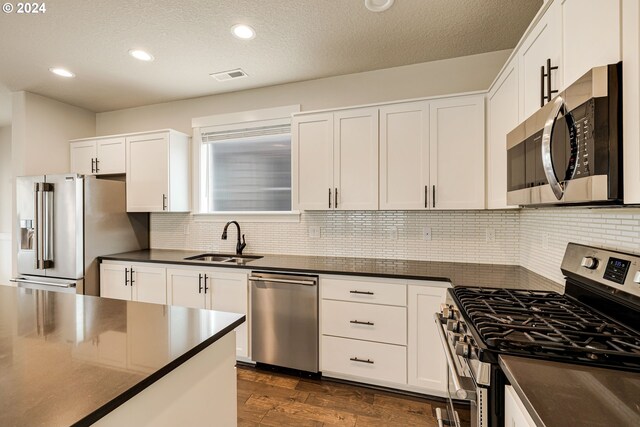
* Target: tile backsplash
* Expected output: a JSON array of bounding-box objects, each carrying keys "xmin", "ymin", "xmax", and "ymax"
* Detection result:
[
  {"xmin": 151, "ymin": 210, "xmax": 520, "ymax": 265},
  {"xmin": 151, "ymin": 207, "xmax": 640, "ymax": 285}
]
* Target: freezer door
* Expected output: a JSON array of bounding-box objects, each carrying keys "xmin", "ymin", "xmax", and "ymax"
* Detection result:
[
  {"xmin": 44, "ymin": 174, "xmax": 83, "ymax": 280},
  {"xmin": 16, "ymin": 175, "xmax": 44, "ymax": 276}
]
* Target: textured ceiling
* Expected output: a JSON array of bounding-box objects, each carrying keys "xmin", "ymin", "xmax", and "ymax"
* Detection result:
[{"xmin": 0, "ymin": 0, "xmax": 542, "ymax": 113}]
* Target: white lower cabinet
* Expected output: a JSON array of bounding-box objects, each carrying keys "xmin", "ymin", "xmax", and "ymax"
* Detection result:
[
  {"xmin": 407, "ymin": 284, "xmax": 448, "ymax": 393},
  {"xmin": 167, "ymin": 267, "xmax": 248, "ymax": 359},
  {"xmin": 320, "ymin": 275, "xmax": 449, "ymax": 395},
  {"xmin": 100, "ymin": 262, "xmax": 167, "ymax": 304},
  {"xmin": 322, "ymin": 335, "xmax": 407, "ymax": 384},
  {"xmin": 504, "ymin": 385, "xmax": 536, "ymax": 427}
]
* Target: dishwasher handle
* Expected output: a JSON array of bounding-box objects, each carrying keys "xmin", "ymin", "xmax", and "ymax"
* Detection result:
[{"xmin": 248, "ymin": 276, "xmax": 317, "ymax": 286}]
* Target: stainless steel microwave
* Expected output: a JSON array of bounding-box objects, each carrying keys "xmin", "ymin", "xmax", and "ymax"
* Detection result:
[{"xmin": 506, "ymin": 63, "xmax": 622, "ymax": 206}]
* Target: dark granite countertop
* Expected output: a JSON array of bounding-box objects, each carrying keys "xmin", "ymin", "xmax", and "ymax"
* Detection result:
[
  {"xmin": 100, "ymin": 249, "xmax": 562, "ymax": 292},
  {"xmin": 500, "ymin": 355, "xmax": 640, "ymax": 427},
  {"xmin": 0, "ymin": 285, "xmax": 245, "ymax": 427}
]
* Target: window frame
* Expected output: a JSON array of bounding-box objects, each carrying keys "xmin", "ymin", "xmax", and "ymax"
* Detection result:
[{"xmin": 191, "ymin": 105, "xmax": 301, "ymax": 221}]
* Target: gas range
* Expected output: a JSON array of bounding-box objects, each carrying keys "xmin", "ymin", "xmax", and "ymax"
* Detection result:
[{"xmin": 436, "ymin": 243, "xmax": 640, "ymax": 427}]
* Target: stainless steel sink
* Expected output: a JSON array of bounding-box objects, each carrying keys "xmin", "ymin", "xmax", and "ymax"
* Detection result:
[{"xmin": 184, "ymin": 253, "xmax": 263, "ymax": 264}]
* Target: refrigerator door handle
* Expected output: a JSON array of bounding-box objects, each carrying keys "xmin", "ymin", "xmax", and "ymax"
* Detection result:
[
  {"xmin": 33, "ymin": 183, "xmax": 41, "ymax": 269},
  {"xmin": 34, "ymin": 182, "xmax": 54, "ymax": 269},
  {"xmin": 42, "ymin": 183, "xmax": 53, "ymax": 268}
]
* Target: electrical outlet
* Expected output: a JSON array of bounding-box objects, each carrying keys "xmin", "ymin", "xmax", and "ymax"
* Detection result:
[
  {"xmin": 542, "ymin": 233, "xmax": 549, "ymax": 249},
  {"xmin": 389, "ymin": 226, "xmax": 398, "ymax": 241},
  {"xmin": 423, "ymin": 226, "xmax": 432, "ymax": 241},
  {"xmin": 485, "ymin": 228, "xmax": 495, "ymax": 243},
  {"xmin": 183, "ymin": 224, "xmax": 190, "ymax": 235},
  {"xmin": 308, "ymin": 226, "xmax": 321, "ymax": 239}
]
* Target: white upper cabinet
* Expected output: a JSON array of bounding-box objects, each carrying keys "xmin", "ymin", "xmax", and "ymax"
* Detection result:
[
  {"xmin": 429, "ymin": 95, "xmax": 485, "ymax": 210},
  {"xmin": 95, "ymin": 138, "xmax": 126, "ymax": 175},
  {"xmin": 292, "ymin": 113, "xmax": 334, "ymax": 210},
  {"xmin": 487, "ymin": 59, "xmax": 520, "ymax": 209},
  {"xmin": 379, "ymin": 101, "xmax": 430, "ymax": 210},
  {"xmin": 519, "ymin": 0, "xmax": 562, "ymax": 119},
  {"xmin": 293, "ymin": 108, "xmax": 379, "ymax": 210},
  {"xmin": 333, "ymin": 108, "xmax": 379, "ymax": 210},
  {"xmin": 70, "ymin": 137, "xmax": 126, "ymax": 176},
  {"xmin": 126, "ymin": 130, "xmax": 190, "ymax": 212},
  {"xmin": 561, "ymin": 0, "xmax": 621, "ymax": 87}
]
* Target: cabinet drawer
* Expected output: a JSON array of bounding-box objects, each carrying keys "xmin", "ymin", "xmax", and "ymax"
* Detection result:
[
  {"xmin": 322, "ymin": 277, "xmax": 406, "ymax": 306},
  {"xmin": 322, "ymin": 300, "xmax": 406, "ymax": 345},
  {"xmin": 322, "ymin": 336, "xmax": 406, "ymax": 384}
]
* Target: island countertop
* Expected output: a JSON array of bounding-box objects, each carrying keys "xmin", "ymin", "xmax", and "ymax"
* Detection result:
[
  {"xmin": 500, "ymin": 355, "xmax": 640, "ymax": 427},
  {"xmin": 101, "ymin": 249, "xmax": 562, "ymax": 292},
  {"xmin": 0, "ymin": 284, "xmax": 245, "ymax": 427}
]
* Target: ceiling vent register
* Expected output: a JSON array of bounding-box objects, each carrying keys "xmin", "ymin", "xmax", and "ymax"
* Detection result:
[{"xmin": 210, "ymin": 68, "xmax": 248, "ymax": 82}]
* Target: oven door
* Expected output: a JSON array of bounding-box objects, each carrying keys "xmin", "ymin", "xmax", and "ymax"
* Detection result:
[{"xmin": 435, "ymin": 313, "xmax": 486, "ymax": 427}]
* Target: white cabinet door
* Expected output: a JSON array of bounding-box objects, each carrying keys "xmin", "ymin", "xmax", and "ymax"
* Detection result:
[
  {"xmin": 379, "ymin": 101, "xmax": 430, "ymax": 209},
  {"xmin": 100, "ymin": 263, "xmax": 131, "ymax": 301},
  {"xmin": 292, "ymin": 113, "xmax": 334, "ymax": 210},
  {"xmin": 504, "ymin": 385, "xmax": 537, "ymax": 427},
  {"xmin": 487, "ymin": 59, "xmax": 520, "ymax": 209},
  {"xmin": 96, "ymin": 137, "xmax": 126, "ymax": 175},
  {"xmin": 126, "ymin": 132, "xmax": 169, "ymax": 212},
  {"xmin": 429, "ymin": 95, "xmax": 485, "ymax": 210},
  {"xmin": 520, "ymin": 0, "xmax": 562, "ymax": 119},
  {"xmin": 132, "ymin": 264, "xmax": 167, "ymax": 305},
  {"xmin": 207, "ymin": 271, "xmax": 249, "ymax": 358},
  {"xmin": 623, "ymin": 0, "xmax": 640, "ymax": 203},
  {"xmin": 167, "ymin": 268, "xmax": 206, "ymax": 309},
  {"xmin": 70, "ymin": 141, "xmax": 97, "ymax": 175},
  {"xmin": 333, "ymin": 108, "xmax": 379, "ymax": 210},
  {"xmin": 562, "ymin": 0, "xmax": 621, "ymax": 87},
  {"xmin": 408, "ymin": 284, "xmax": 448, "ymax": 393}
]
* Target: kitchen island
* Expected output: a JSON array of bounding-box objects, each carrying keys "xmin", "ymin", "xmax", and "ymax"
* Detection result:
[{"xmin": 0, "ymin": 284, "xmax": 245, "ymax": 427}]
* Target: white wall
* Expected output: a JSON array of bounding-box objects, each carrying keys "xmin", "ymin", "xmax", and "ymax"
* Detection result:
[
  {"xmin": 0, "ymin": 125, "xmax": 11, "ymax": 284},
  {"xmin": 96, "ymin": 50, "xmax": 512, "ymax": 135},
  {"xmin": 11, "ymin": 91, "xmax": 96, "ymax": 176},
  {"xmin": 10, "ymin": 92, "xmax": 96, "ymax": 277}
]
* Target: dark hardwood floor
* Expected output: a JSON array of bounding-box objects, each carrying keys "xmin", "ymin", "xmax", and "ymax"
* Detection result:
[{"xmin": 237, "ymin": 365, "xmax": 463, "ymax": 426}]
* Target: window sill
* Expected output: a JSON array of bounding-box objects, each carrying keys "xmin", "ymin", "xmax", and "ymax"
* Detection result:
[{"xmin": 192, "ymin": 211, "xmax": 301, "ymax": 223}]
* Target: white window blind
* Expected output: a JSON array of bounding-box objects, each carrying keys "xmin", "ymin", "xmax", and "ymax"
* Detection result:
[{"xmin": 200, "ymin": 122, "xmax": 292, "ymax": 213}]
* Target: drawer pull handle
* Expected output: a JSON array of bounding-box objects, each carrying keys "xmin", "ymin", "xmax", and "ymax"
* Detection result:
[
  {"xmin": 350, "ymin": 320, "xmax": 374, "ymax": 326},
  {"xmin": 350, "ymin": 290, "xmax": 374, "ymax": 295},
  {"xmin": 350, "ymin": 357, "xmax": 374, "ymax": 364}
]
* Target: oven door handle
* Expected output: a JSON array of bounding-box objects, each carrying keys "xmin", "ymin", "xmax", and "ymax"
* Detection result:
[{"xmin": 434, "ymin": 313, "xmax": 476, "ymax": 400}]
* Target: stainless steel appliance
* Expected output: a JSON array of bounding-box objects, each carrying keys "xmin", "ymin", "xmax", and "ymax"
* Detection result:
[
  {"xmin": 250, "ymin": 271, "xmax": 319, "ymax": 373},
  {"xmin": 507, "ymin": 63, "xmax": 622, "ymax": 206},
  {"xmin": 13, "ymin": 174, "xmax": 149, "ymax": 295},
  {"xmin": 436, "ymin": 243, "xmax": 640, "ymax": 427}
]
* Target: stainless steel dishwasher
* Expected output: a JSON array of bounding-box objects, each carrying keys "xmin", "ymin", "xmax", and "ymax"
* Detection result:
[{"xmin": 249, "ymin": 271, "xmax": 318, "ymax": 373}]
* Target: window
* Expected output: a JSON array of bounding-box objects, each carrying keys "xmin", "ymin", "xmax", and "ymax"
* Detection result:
[{"xmin": 200, "ymin": 124, "xmax": 292, "ymax": 212}]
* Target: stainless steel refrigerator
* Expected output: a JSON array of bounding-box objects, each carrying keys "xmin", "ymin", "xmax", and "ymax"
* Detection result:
[{"xmin": 14, "ymin": 174, "xmax": 149, "ymax": 295}]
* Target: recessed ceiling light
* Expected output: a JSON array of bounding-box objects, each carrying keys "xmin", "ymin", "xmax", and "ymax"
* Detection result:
[
  {"xmin": 128, "ymin": 49, "xmax": 154, "ymax": 61},
  {"xmin": 49, "ymin": 67, "xmax": 75, "ymax": 78},
  {"xmin": 365, "ymin": 0, "xmax": 395, "ymax": 12},
  {"xmin": 231, "ymin": 24, "xmax": 256, "ymax": 40}
]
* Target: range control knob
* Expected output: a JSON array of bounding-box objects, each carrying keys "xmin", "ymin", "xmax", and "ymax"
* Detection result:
[
  {"xmin": 581, "ymin": 256, "xmax": 599, "ymax": 270},
  {"xmin": 446, "ymin": 320, "xmax": 461, "ymax": 333},
  {"xmin": 455, "ymin": 342, "xmax": 470, "ymax": 358},
  {"xmin": 634, "ymin": 271, "xmax": 640, "ymax": 284},
  {"xmin": 440, "ymin": 304, "xmax": 456, "ymax": 319}
]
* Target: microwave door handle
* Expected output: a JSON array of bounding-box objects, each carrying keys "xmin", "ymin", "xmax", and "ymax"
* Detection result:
[{"xmin": 541, "ymin": 96, "xmax": 565, "ymax": 200}]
